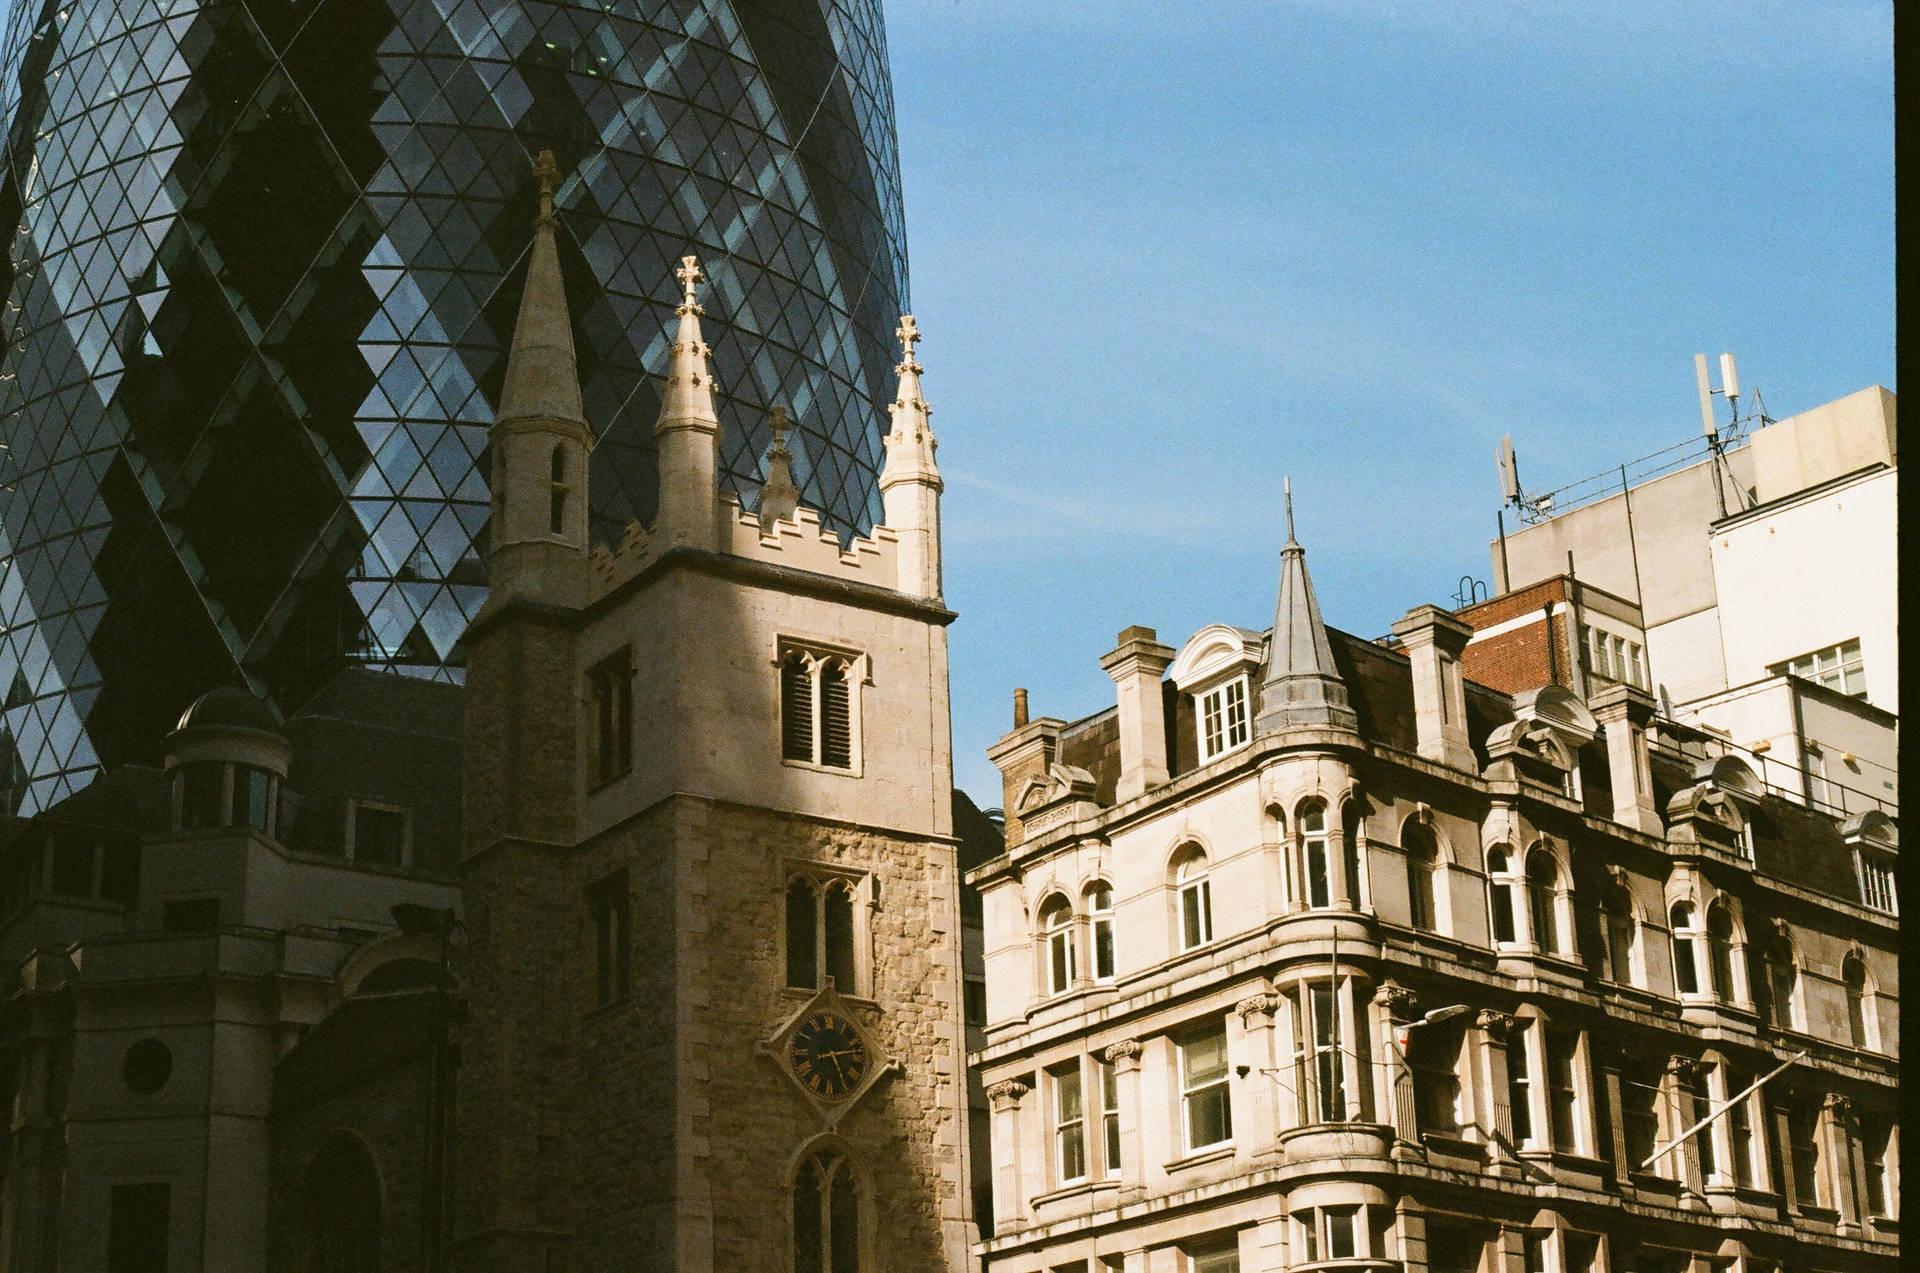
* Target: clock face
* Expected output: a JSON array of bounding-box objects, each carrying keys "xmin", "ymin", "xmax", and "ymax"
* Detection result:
[{"xmin": 788, "ymin": 1010, "xmax": 868, "ymax": 1100}]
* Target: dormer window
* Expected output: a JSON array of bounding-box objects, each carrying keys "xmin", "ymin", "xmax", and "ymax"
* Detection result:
[
  {"xmin": 1169, "ymin": 624, "xmax": 1263, "ymax": 765},
  {"xmin": 1197, "ymin": 676, "xmax": 1249, "ymax": 761}
]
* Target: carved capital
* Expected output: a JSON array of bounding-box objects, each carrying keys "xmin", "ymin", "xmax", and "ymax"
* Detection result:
[
  {"xmin": 1822, "ymin": 1092, "xmax": 1854, "ymax": 1122},
  {"xmin": 1666, "ymin": 1055, "xmax": 1708, "ymax": 1080},
  {"xmin": 1606, "ymin": 863, "xmax": 1630, "ymax": 890},
  {"xmin": 1236, "ymin": 993, "xmax": 1281, "ymax": 1022},
  {"xmin": 1476, "ymin": 1010, "xmax": 1517, "ymax": 1041},
  {"xmin": 986, "ymin": 1079, "xmax": 1030, "ymax": 1107},
  {"xmin": 1101, "ymin": 1039, "xmax": 1142, "ymax": 1064},
  {"xmin": 1374, "ymin": 982, "xmax": 1418, "ymax": 1017}
]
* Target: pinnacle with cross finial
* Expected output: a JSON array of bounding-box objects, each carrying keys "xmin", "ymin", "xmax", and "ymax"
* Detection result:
[
  {"xmin": 531, "ymin": 149, "xmax": 561, "ymax": 224},
  {"xmin": 674, "ymin": 255, "xmax": 704, "ymax": 314},
  {"xmin": 895, "ymin": 314, "xmax": 922, "ymax": 369},
  {"xmin": 768, "ymin": 403, "xmax": 790, "ymax": 446}
]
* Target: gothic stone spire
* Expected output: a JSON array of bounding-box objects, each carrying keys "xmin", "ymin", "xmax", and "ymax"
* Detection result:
[
  {"xmin": 496, "ymin": 149, "xmax": 586, "ymax": 431},
  {"xmin": 1254, "ymin": 478, "xmax": 1357, "ymax": 734}
]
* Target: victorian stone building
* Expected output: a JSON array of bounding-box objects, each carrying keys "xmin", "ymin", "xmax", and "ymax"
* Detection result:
[
  {"xmin": 451, "ymin": 156, "xmax": 975, "ymax": 1270},
  {"xmin": 968, "ymin": 497, "xmax": 1898, "ymax": 1273}
]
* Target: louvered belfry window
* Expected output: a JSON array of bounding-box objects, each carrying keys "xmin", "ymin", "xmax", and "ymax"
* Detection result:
[
  {"xmin": 781, "ymin": 652, "xmax": 815, "ymax": 762},
  {"xmin": 780, "ymin": 646, "xmax": 858, "ymax": 771}
]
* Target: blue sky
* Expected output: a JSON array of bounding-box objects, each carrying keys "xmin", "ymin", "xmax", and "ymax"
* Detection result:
[
  {"xmin": 0, "ymin": 1, "xmax": 1891, "ymax": 806},
  {"xmin": 884, "ymin": 1, "xmax": 1895, "ymax": 803}
]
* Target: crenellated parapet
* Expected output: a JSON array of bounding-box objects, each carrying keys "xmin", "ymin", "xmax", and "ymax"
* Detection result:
[{"xmin": 585, "ymin": 488, "xmax": 908, "ymax": 594}]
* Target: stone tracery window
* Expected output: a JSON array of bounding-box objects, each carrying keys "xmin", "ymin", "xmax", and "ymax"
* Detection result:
[
  {"xmin": 781, "ymin": 646, "xmax": 859, "ymax": 771},
  {"xmin": 787, "ymin": 872, "xmax": 862, "ymax": 994},
  {"xmin": 792, "ymin": 1146, "xmax": 861, "ymax": 1273}
]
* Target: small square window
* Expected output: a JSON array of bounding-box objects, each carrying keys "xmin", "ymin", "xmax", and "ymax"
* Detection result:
[{"xmin": 352, "ymin": 805, "xmax": 407, "ymax": 867}]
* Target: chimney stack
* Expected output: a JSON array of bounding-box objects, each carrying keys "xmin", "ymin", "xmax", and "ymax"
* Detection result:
[
  {"xmin": 1390, "ymin": 605, "xmax": 1476, "ymax": 771},
  {"xmin": 1591, "ymin": 683, "xmax": 1662, "ymax": 834},
  {"xmin": 1100, "ymin": 626, "xmax": 1175, "ymax": 801}
]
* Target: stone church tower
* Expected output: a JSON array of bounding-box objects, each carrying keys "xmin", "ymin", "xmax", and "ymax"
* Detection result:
[{"xmin": 455, "ymin": 154, "xmax": 973, "ymax": 1272}]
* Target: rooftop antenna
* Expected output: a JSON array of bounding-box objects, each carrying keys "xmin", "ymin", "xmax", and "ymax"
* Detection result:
[
  {"xmin": 1694, "ymin": 352, "xmax": 1752, "ymax": 517},
  {"xmin": 1496, "ymin": 434, "xmax": 1554, "ymax": 523}
]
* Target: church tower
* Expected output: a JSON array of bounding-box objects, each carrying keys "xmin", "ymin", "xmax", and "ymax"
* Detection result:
[{"xmin": 457, "ymin": 156, "xmax": 973, "ymax": 1272}]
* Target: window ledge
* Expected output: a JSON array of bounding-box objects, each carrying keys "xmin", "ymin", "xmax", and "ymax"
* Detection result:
[
  {"xmin": 780, "ymin": 757, "xmax": 862, "ymax": 779},
  {"xmin": 1163, "ymin": 1143, "xmax": 1236, "ymax": 1172},
  {"xmin": 1028, "ymin": 1179, "xmax": 1120, "ymax": 1210},
  {"xmin": 780, "ymin": 985, "xmax": 878, "ymax": 1010}
]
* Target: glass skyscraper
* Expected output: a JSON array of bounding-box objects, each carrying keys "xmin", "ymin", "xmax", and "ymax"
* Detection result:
[{"xmin": 0, "ymin": 0, "xmax": 910, "ymax": 811}]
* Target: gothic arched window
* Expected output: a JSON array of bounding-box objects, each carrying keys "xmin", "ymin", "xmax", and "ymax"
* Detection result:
[
  {"xmin": 786, "ymin": 873, "xmax": 862, "ymax": 994},
  {"xmin": 1843, "ymin": 953, "xmax": 1873, "ymax": 1050},
  {"xmin": 1040, "ymin": 894, "xmax": 1075, "ymax": 995},
  {"xmin": 1174, "ymin": 848, "xmax": 1213, "ymax": 950},
  {"xmin": 1705, "ymin": 902, "xmax": 1737, "ymax": 1005},
  {"xmin": 1486, "ymin": 846, "xmax": 1518, "ymax": 945},
  {"xmin": 1669, "ymin": 902, "xmax": 1703, "ymax": 996},
  {"xmin": 1525, "ymin": 848, "xmax": 1561, "ymax": 953},
  {"xmin": 1298, "ymin": 801, "xmax": 1332, "ymax": 910},
  {"xmin": 793, "ymin": 1147, "xmax": 861, "ymax": 1273},
  {"xmin": 1404, "ymin": 821, "xmax": 1438, "ymax": 930},
  {"xmin": 305, "ymin": 1133, "xmax": 381, "ymax": 1273}
]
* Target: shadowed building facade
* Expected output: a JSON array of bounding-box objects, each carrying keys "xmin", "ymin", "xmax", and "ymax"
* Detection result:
[{"xmin": 0, "ymin": 0, "xmax": 910, "ymax": 813}]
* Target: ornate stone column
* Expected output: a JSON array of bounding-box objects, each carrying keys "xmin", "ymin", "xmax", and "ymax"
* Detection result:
[
  {"xmin": 1475, "ymin": 1010, "xmax": 1518, "ymax": 1170},
  {"xmin": 1823, "ymin": 1092, "xmax": 1860, "ymax": 1233},
  {"xmin": 1236, "ymin": 994, "xmax": 1281, "ymax": 1150},
  {"xmin": 1665, "ymin": 1056, "xmax": 1709, "ymax": 1202},
  {"xmin": 1103, "ymin": 1041, "xmax": 1145, "ymax": 1196},
  {"xmin": 986, "ymin": 1078, "xmax": 1031, "ymax": 1234},
  {"xmin": 1373, "ymin": 983, "xmax": 1419, "ymax": 1145}
]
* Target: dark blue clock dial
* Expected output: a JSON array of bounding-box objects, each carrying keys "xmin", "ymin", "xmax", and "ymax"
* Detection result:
[{"xmin": 789, "ymin": 1011, "xmax": 868, "ymax": 1098}]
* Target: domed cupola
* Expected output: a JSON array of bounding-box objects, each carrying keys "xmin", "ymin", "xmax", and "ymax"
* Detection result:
[{"xmin": 164, "ymin": 686, "xmax": 293, "ymax": 837}]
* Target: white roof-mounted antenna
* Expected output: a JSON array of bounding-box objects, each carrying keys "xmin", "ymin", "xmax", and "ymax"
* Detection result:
[
  {"xmin": 1694, "ymin": 352, "xmax": 1752, "ymax": 517},
  {"xmin": 1497, "ymin": 434, "xmax": 1553, "ymax": 523}
]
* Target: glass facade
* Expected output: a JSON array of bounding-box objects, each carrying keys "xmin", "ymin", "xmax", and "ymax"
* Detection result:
[{"xmin": 0, "ymin": 0, "xmax": 910, "ymax": 811}]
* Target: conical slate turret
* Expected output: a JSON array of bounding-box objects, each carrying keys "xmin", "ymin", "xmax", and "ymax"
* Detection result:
[
  {"xmin": 1254, "ymin": 480, "xmax": 1358, "ymax": 734},
  {"xmin": 497, "ymin": 149, "xmax": 586, "ymax": 432}
]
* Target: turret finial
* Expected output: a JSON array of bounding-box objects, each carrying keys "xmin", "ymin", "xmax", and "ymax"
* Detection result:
[
  {"xmin": 1284, "ymin": 475, "xmax": 1297, "ymax": 545},
  {"xmin": 532, "ymin": 148, "xmax": 561, "ymax": 225},
  {"xmin": 675, "ymin": 254, "xmax": 704, "ymax": 314},
  {"xmin": 895, "ymin": 314, "xmax": 922, "ymax": 370}
]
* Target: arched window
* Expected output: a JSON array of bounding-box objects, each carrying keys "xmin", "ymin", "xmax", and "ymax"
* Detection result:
[
  {"xmin": 1669, "ymin": 903, "xmax": 1702, "ymax": 996},
  {"xmin": 787, "ymin": 877, "xmax": 819, "ymax": 989},
  {"xmin": 1525, "ymin": 848, "xmax": 1560, "ymax": 953},
  {"xmin": 786, "ymin": 873, "xmax": 863, "ymax": 994},
  {"xmin": 1087, "ymin": 884, "xmax": 1116, "ymax": 983},
  {"xmin": 793, "ymin": 1146, "xmax": 861, "ymax": 1273},
  {"xmin": 1340, "ymin": 802, "xmax": 1367, "ymax": 910},
  {"xmin": 305, "ymin": 1133, "xmax": 381, "ymax": 1273},
  {"xmin": 780, "ymin": 648, "xmax": 857, "ymax": 771},
  {"xmin": 1602, "ymin": 882, "xmax": 1638, "ymax": 987},
  {"xmin": 1766, "ymin": 935, "xmax": 1801, "ymax": 1030},
  {"xmin": 549, "ymin": 445, "xmax": 567, "ymax": 534},
  {"xmin": 1174, "ymin": 849, "xmax": 1213, "ymax": 950},
  {"xmin": 1705, "ymin": 902, "xmax": 1736, "ymax": 1005},
  {"xmin": 1040, "ymin": 894, "xmax": 1075, "ymax": 995},
  {"xmin": 1404, "ymin": 821, "xmax": 1438, "ymax": 930},
  {"xmin": 1487, "ymin": 846, "xmax": 1517, "ymax": 945},
  {"xmin": 1843, "ymin": 954, "xmax": 1873, "ymax": 1050},
  {"xmin": 1299, "ymin": 802, "xmax": 1331, "ymax": 910}
]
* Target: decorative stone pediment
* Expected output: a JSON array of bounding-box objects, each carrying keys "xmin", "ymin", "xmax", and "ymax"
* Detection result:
[
  {"xmin": 1011, "ymin": 762, "xmax": 1099, "ymax": 836},
  {"xmin": 1512, "ymin": 685, "xmax": 1598, "ymax": 746},
  {"xmin": 1841, "ymin": 809, "xmax": 1896, "ymax": 849},
  {"xmin": 1664, "ymin": 783, "xmax": 1742, "ymax": 853},
  {"xmin": 1692, "ymin": 754, "xmax": 1763, "ymax": 803},
  {"xmin": 1168, "ymin": 623, "xmax": 1264, "ymax": 692},
  {"xmin": 1483, "ymin": 719, "xmax": 1575, "ymax": 789}
]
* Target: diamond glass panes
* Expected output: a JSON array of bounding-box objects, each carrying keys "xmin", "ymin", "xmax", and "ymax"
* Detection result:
[{"xmin": 0, "ymin": 0, "xmax": 908, "ymax": 811}]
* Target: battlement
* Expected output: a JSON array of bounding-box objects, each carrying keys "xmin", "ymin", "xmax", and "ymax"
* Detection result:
[{"xmin": 587, "ymin": 493, "xmax": 903, "ymax": 595}]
